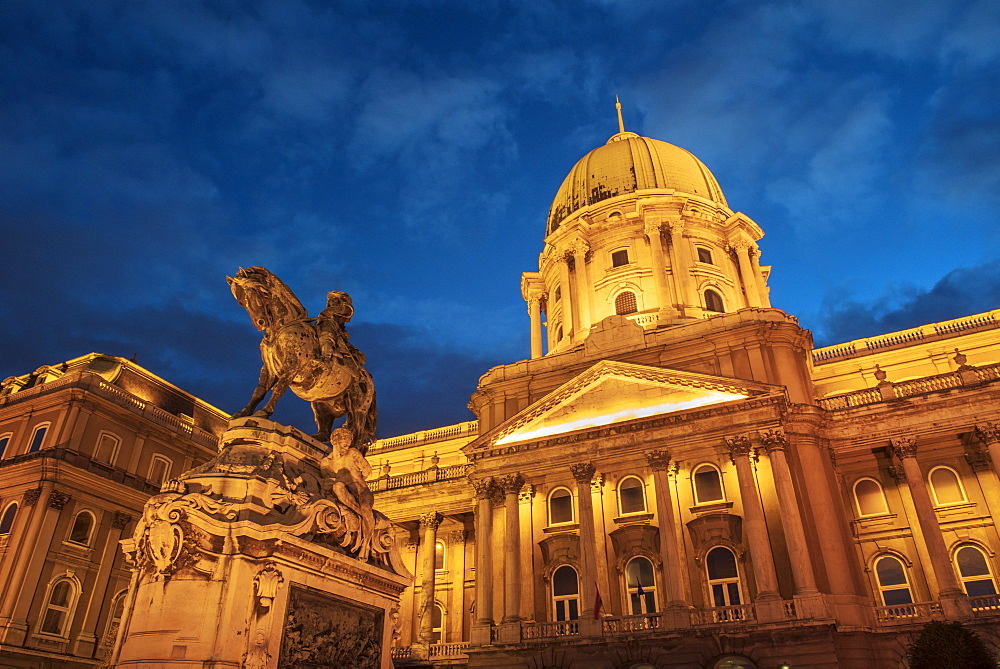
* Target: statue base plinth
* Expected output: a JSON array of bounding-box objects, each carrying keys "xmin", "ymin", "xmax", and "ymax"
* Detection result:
[{"xmin": 113, "ymin": 418, "xmax": 411, "ymax": 668}]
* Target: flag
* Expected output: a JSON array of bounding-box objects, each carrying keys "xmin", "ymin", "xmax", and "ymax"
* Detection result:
[
  {"xmin": 637, "ymin": 582, "xmax": 645, "ymax": 596},
  {"xmin": 594, "ymin": 586, "xmax": 603, "ymax": 619}
]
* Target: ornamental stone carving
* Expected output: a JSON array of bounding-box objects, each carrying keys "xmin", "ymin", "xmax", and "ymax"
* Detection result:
[
  {"xmin": 975, "ymin": 423, "xmax": 1000, "ymax": 446},
  {"xmin": 726, "ymin": 435, "xmax": 753, "ymax": 460},
  {"xmin": 758, "ymin": 428, "xmax": 787, "ymax": 452},
  {"xmin": 569, "ymin": 462, "xmax": 596, "ymax": 484},
  {"xmin": 891, "ymin": 437, "xmax": 918, "ymax": 459},
  {"xmin": 112, "ymin": 511, "xmax": 133, "ymax": 530},
  {"xmin": 497, "ymin": 473, "xmax": 526, "ymax": 496},
  {"xmin": 48, "ymin": 490, "xmax": 71, "ymax": 510},
  {"xmin": 253, "ymin": 564, "xmax": 284, "ymax": 609},
  {"xmin": 22, "ymin": 488, "xmax": 41, "ymax": 506},
  {"xmin": 646, "ymin": 450, "xmax": 672, "ymax": 471},
  {"xmin": 469, "ymin": 477, "xmax": 496, "ymax": 501},
  {"xmin": 419, "ymin": 512, "xmax": 444, "ymax": 531},
  {"xmin": 518, "ymin": 484, "xmax": 536, "ymax": 503}
]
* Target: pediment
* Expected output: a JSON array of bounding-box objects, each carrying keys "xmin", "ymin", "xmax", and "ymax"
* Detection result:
[{"xmin": 481, "ymin": 360, "xmax": 777, "ymax": 448}]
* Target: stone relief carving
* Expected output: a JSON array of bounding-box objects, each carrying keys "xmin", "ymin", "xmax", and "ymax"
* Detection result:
[
  {"xmin": 227, "ymin": 266, "xmax": 377, "ymax": 453},
  {"xmin": 48, "ymin": 490, "xmax": 71, "ymax": 510},
  {"xmin": 279, "ymin": 585, "xmax": 383, "ymax": 668}
]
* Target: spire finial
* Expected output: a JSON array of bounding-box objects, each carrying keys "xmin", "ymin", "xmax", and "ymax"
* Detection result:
[{"xmin": 615, "ymin": 95, "xmax": 625, "ymax": 134}]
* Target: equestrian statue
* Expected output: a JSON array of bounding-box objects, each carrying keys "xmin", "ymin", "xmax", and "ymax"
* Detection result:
[{"xmin": 227, "ymin": 266, "xmax": 377, "ymax": 454}]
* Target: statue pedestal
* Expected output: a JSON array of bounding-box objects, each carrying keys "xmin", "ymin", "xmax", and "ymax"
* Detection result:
[{"xmin": 113, "ymin": 418, "xmax": 411, "ymax": 668}]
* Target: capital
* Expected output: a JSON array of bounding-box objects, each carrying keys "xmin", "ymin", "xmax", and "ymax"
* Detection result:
[
  {"xmin": 569, "ymin": 462, "xmax": 596, "ymax": 484},
  {"xmin": 448, "ymin": 530, "xmax": 468, "ymax": 544},
  {"xmin": 469, "ymin": 476, "xmax": 496, "ymax": 500},
  {"xmin": 645, "ymin": 449, "xmax": 673, "ymax": 471},
  {"xmin": 975, "ymin": 422, "xmax": 1000, "ymax": 446},
  {"xmin": 112, "ymin": 511, "xmax": 133, "ymax": 530},
  {"xmin": 497, "ymin": 473, "xmax": 525, "ymax": 495},
  {"xmin": 758, "ymin": 428, "xmax": 787, "ymax": 453},
  {"xmin": 419, "ymin": 511, "xmax": 444, "ymax": 531},
  {"xmin": 726, "ymin": 435, "xmax": 753, "ymax": 460},
  {"xmin": 518, "ymin": 484, "xmax": 536, "ymax": 503},
  {"xmin": 570, "ymin": 239, "xmax": 590, "ymax": 257},
  {"xmin": 48, "ymin": 490, "xmax": 71, "ymax": 510},
  {"xmin": 22, "ymin": 488, "xmax": 42, "ymax": 506},
  {"xmin": 643, "ymin": 221, "xmax": 662, "ymax": 238},
  {"xmin": 729, "ymin": 239, "xmax": 752, "ymax": 252},
  {"xmin": 591, "ymin": 472, "xmax": 605, "ymax": 493},
  {"xmin": 891, "ymin": 437, "xmax": 918, "ymax": 459}
]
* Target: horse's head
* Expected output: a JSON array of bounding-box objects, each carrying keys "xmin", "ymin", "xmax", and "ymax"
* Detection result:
[{"xmin": 228, "ymin": 266, "xmax": 308, "ymax": 331}]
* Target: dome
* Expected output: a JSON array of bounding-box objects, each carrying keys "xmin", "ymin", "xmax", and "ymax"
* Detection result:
[{"xmin": 546, "ymin": 132, "xmax": 728, "ymax": 234}]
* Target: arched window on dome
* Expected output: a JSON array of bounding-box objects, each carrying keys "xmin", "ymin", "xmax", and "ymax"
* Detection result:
[
  {"xmin": 853, "ymin": 478, "xmax": 889, "ymax": 517},
  {"xmin": 874, "ymin": 554, "xmax": 913, "ymax": 606},
  {"xmin": 693, "ymin": 464, "xmax": 725, "ymax": 504},
  {"xmin": 552, "ymin": 565, "xmax": 580, "ymax": 623},
  {"xmin": 617, "ymin": 476, "xmax": 646, "ymax": 515},
  {"xmin": 625, "ymin": 556, "xmax": 657, "ymax": 614},
  {"xmin": 954, "ymin": 544, "xmax": 998, "ymax": 598},
  {"xmin": 929, "ymin": 466, "xmax": 966, "ymax": 506},
  {"xmin": 615, "ymin": 291, "xmax": 637, "ymax": 315},
  {"xmin": 704, "ymin": 289, "xmax": 725, "ymax": 313},
  {"xmin": 69, "ymin": 510, "xmax": 95, "ymax": 545}
]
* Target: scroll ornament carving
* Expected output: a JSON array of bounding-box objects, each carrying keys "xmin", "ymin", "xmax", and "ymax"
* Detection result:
[
  {"xmin": 48, "ymin": 490, "xmax": 71, "ymax": 510},
  {"xmin": 726, "ymin": 435, "xmax": 753, "ymax": 460},
  {"xmin": 569, "ymin": 462, "xmax": 596, "ymax": 484},
  {"xmin": 975, "ymin": 423, "xmax": 1000, "ymax": 446},
  {"xmin": 469, "ymin": 477, "xmax": 496, "ymax": 501},
  {"xmin": 389, "ymin": 602, "xmax": 402, "ymax": 645},
  {"xmin": 645, "ymin": 450, "xmax": 672, "ymax": 471},
  {"xmin": 758, "ymin": 428, "xmax": 787, "ymax": 453},
  {"xmin": 419, "ymin": 512, "xmax": 444, "ymax": 531},
  {"xmin": 254, "ymin": 564, "xmax": 284, "ymax": 609},
  {"xmin": 22, "ymin": 488, "xmax": 42, "ymax": 506},
  {"xmin": 891, "ymin": 437, "xmax": 918, "ymax": 459},
  {"xmin": 497, "ymin": 473, "xmax": 525, "ymax": 496}
]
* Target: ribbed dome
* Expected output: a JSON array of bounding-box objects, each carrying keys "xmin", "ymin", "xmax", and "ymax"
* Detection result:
[{"xmin": 547, "ymin": 132, "xmax": 728, "ymax": 234}]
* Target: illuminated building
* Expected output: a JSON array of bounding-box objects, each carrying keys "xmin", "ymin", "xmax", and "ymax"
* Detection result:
[
  {"xmin": 374, "ymin": 108, "xmax": 1000, "ymax": 667},
  {"xmin": 0, "ymin": 354, "xmax": 225, "ymax": 666}
]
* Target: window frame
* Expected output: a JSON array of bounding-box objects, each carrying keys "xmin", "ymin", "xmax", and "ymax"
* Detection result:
[
  {"xmin": 434, "ymin": 539, "xmax": 446, "ymax": 572},
  {"xmin": 551, "ymin": 564, "xmax": 581, "ymax": 622},
  {"xmin": 430, "ymin": 602, "xmax": 445, "ymax": 644},
  {"xmin": 624, "ymin": 555, "xmax": 658, "ymax": 615},
  {"xmin": 928, "ymin": 466, "xmax": 967, "ymax": 507},
  {"xmin": 696, "ymin": 247, "xmax": 714, "ymax": 264},
  {"xmin": 0, "ymin": 502, "xmax": 18, "ymax": 535},
  {"xmin": 705, "ymin": 546, "xmax": 744, "ymax": 609},
  {"xmin": 147, "ymin": 455, "xmax": 174, "ymax": 487},
  {"xmin": 617, "ymin": 475, "xmax": 647, "ymax": 516},
  {"xmin": 68, "ymin": 510, "xmax": 96, "ymax": 546},
  {"xmin": 610, "ymin": 248, "xmax": 630, "ymax": 268},
  {"xmin": 547, "ymin": 486, "xmax": 575, "ymax": 526},
  {"xmin": 26, "ymin": 423, "xmax": 50, "ymax": 454},
  {"xmin": 853, "ymin": 477, "xmax": 890, "ymax": 517},
  {"xmin": 873, "ymin": 553, "xmax": 914, "ymax": 606},
  {"xmin": 704, "ymin": 289, "xmax": 725, "ymax": 313},
  {"xmin": 953, "ymin": 543, "xmax": 998, "ymax": 598},
  {"xmin": 692, "ymin": 463, "xmax": 726, "ymax": 505},
  {"xmin": 94, "ymin": 431, "xmax": 122, "ymax": 466},
  {"xmin": 38, "ymin": 576, "xmax": 80, "ymax": 638},
  {"xmin": 615, "ymin": 290, "xmax": 638, "ymax": 315},
  {"xmin": 0, "ymin": 432, "xmax": 12, "ymax": 459}
]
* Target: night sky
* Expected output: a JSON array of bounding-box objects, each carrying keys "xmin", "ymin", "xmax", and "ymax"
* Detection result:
[{"xmin": 2, "ymin": 1, "xmax": 999, "ymax": 438}]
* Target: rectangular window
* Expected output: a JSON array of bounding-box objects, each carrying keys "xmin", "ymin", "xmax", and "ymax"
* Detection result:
[
  {"xmin": 697, "ymin": 247, "xmax": 714, "ymax": 264},
  {"xmin": 611, "ymin": 249, "xmax": 629, "ymax": 267}
]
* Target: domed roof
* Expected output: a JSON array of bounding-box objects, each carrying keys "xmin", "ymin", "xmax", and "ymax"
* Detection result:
[{"xmin": 546, "ymin": 131, "xmax": 728, "ymax": 234}]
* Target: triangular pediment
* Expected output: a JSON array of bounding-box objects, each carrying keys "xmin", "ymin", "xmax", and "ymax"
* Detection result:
[{"xmin": 479, "ymin": 360, "xmax": 777, "ymax": 449}]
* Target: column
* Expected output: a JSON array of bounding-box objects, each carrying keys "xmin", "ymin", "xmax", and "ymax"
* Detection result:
[
  {"xmin": 726, "ymin": 435, "xmax": 782, "ymax": 619},
  {"xmin": 892, "ymin": 438, "xmax": 972, "ymax": 619},
  {"xmin": 448, "ymin": 530, "xmax": 468, "ymax": 643},
  {"xmin": 644, "ymin": 222, "xmax": 671, "ymax": 312},
  {"xmin": 498, "ymin": 474, "xmax": 524, "ymax": 624},
  {"xmin": 528, "ymin": 295, "xmax": 544, "ymax": 359},
  {"xmin": 470, "ymin": 478, "xmax": 496, "ymax": 645},
  {"xmin": 558, "ymin": 253, "xmax": 576, "ymax": 337},
  {"xmin": 571, "ymin": 241, "xmax": 592, "ymax": 331},
  {"xmin": 732, "ymin": 241, "xmax": 762, "ymax": 308},
  {"xmin": 666, "ymin": 462, "xmax": 692, "ymax": 602},
  {"xmin": 416, "ymin": 511, "xmax": 444, "ymax": 650},
  {"xmin": 518, "ymin": 486, "xmax": 536, "ymax": 621},
  {"xmin": 667, "ymin": 222, "xmax": 697, "ymax": 313},
  {"xmin": 73, "ymin": 511, "xmax": 132, "ymax": 656},
  {"xmin": 0, "ymin": 486, "xmax": 47, "ymax": 631},
  {"xmin": 976, "ymin": 423, "xmax": 1000, "ymax": 475},
  {"xmin": 591, "ymin": 474, "xmax": 613, "ymax": 616},
  {"xmin": 748, "ymin": 244, "xmax": 770, "ymax": 307},
  {"xmin": 645, "ymin": 451, "xmax": 685, "ymax": 609},
  {"xmin": 569, "ymin": 463, "xmax": 599, "ymax": 629}
]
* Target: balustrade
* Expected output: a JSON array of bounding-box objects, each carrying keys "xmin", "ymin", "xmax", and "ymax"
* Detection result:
[
  {"xmin": 521, "ymin": 620, "xmax": 580, "ymax": 639},
  {"xmin": 602, "ymin": 613, "xmax": 662, "ymax": 633},
  {"xmin": 428, "ymin": 642, "xmax": 471, "ymax": 658},
  {"xmin": 689, "ymin": 604, "xmax": 756, "ymax": 626},
  {"xmin": 874, "ymin": 601, "xmax": 943, "ymax": 624},
  {"xmin": 970, "ymin": 594, "xmax": 1000, "ymax": 613}
]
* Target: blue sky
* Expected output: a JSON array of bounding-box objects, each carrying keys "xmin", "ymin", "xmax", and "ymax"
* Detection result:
[{"xmin": 2, "ymin": 0, "xmax": 999, "ymax": 437}]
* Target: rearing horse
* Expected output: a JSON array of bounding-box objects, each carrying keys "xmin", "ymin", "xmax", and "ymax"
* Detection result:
[{"xmin": 227, "ymin": 267, "xmax": 377, "ymax": 454}]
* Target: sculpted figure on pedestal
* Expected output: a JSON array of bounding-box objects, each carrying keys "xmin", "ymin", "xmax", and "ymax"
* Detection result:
[{"xmin": 227, "ymin": 266, "xmax": 377, "ymax": 453}]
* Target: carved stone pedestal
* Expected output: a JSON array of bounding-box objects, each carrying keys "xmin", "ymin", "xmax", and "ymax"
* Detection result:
[{"xmin": 113, "ymin": 418, "xmax": 411, "ymax": 669}]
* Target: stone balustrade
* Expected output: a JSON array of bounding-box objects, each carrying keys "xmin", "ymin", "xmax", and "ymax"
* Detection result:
[{"xmin": 817, "ymin": 362, "xmax": 1000, "ymax": 411}]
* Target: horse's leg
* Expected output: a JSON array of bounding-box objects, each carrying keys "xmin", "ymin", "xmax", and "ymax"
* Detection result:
[
  {"xmin": 256, "ymin": 374, "xmax": 292, "ymax": 417},
  {"xmin": 233, "ymin": 366, "xmax": 274, "ymax": 418},
  {"xmin": 311, "ymin": 401, "xmax": 334, "ymax": 442}
]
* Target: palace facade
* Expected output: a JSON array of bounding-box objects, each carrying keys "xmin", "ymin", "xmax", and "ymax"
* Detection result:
[{"xmin": 1, "ymin": 115, "xmax": 1000, "ymax": 668}]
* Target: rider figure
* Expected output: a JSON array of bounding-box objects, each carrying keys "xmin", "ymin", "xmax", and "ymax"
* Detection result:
[{"xmin": 316, "ymin": 291, "xmax": 366, "ymax": 366}]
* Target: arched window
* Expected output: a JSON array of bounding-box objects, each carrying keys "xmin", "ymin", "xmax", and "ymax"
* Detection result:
[
  {"xmin": 625, "ymin": 556, "xmax": 657, "ymax": 614},
  {"xmin": 27, "ymin": 423, "xmax": 49, "ymax": 453},
  {"xmin": 611, "ymin": 249, "xmax": 630, "ymax": 268},
  {"xmin": 618, "ymin": 476, "xmax": 646, "ymax": 515},
  {"xmin": 929, "ymin": 467, "xmax": 966, "ymax": 506},
  {"xmin": 40, "ymin": 578, "xmax": 78, "ymax": 636},
  {"xmin": 552, "ymin": 565, "xmax": 580, "ymax": 621},
  {"xmin": 548, "ymin": 487, "xmax": 574, "ymax": 525},
  {"xmin": 0, "ymin": 433, "xmax": 11, "ymax": 458},
  {"xmin": 853, "ymin": 478, "xmax": 889, "ymax": 516},
  {"xmin": 147, "ymin": 455, "xmax": 173, "ymax": 486},
  {"xmin": 874, "ymin": 554, "xmax": 913, "ymax": 606},
  {"xmin": 615, "ymin": 291, "xmax": 637, "ymax": 315},
  {"xmin": 0, "ymin": 503, "xmax": 18, "ymax": 534},
  {"xmin": 704, "ymin": 290, "xmax": 724, "ymax": 313},
  {"xmin": 101, "ymin": 590, "xmax": 128, "ymax": 650},
  {"xmin": 954, "ymin": 544, "xmax": 998, "ymax": 598},
  {"xmin": 94, "ymin": 432, "xmax": 121, "ymax": 466},
  {"xmin": 69, "ymin": 511, "xmax": 95, "ymax": 545},
  {"xmin": 706, "ymin": 547, "xmax": 742, "ymax": 609},
  {"xmin": 430, "ymin": 603, "xmax": 444, "ymax": 643},
  {"xmin": 434, "ymin": 540, "xmax": 446, "ymax": 571},
  {"xmin": 693, "ymin": 464, "xmax": 725, "ymax": 504},
  {"xmin": 555, "ymin": 324, "xmax": 563, "ymax": 342}
]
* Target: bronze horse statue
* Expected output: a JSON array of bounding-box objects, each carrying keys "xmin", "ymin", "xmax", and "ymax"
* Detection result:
[{"xmin": 227, "ymin": 267, "xmax": 377, "ymax": 454}]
